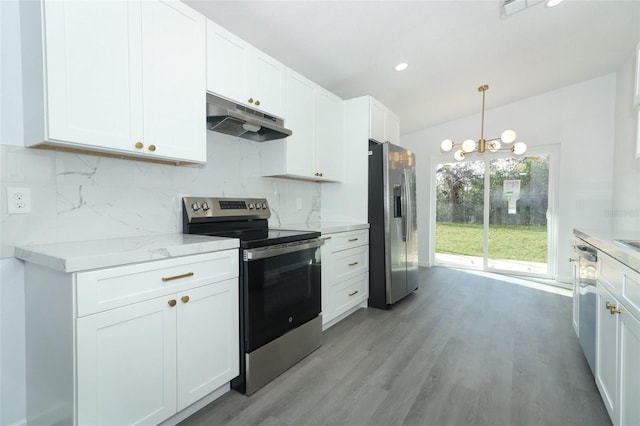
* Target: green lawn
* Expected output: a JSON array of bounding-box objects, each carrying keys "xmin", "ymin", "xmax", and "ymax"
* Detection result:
[{"xmin": 435, "ymin": 222, "xmax": 547, "ymax": 263}]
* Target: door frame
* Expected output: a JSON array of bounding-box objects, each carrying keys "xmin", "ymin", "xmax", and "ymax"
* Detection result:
[{"xmin": 429, "ymin": 143, "xmax": 560, "ymax": 280}]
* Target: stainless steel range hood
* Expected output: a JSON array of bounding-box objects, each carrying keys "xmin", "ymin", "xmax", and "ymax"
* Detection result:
[{"xmin": 206, "ymin": 93, "xmax": 292, "ymax": 142}]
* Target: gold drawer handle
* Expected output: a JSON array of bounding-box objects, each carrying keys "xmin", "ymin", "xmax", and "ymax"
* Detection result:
[
  {"xmin": 348, "ymin": 290, "xmax": 359, "ymax": 297},
  {"xmin": 135, "ymin": 141, "xmax": 144, "ymax": 149},
  {"xmin": 248, "ymin": 97, "xmax": 254, "ymax": 104},
  {"xmin": 348, "ymin": 238, "xmax": 359, "ymax": 242},
  {"xmin": 348, "ymin": 261, "xmax": 359, "ymax": 267},
  {"xmin": 148, "ymin": 144, "xmax": 156, "ymax": 152},
  {"xmin": 181, "ymin": 295, "xmax": 190, "ymax": 303},
  {"xmin": 255, "ymin": 100, "xmax": 260, "ymax": 106},
  {"xmin": 168, "ymin": 299, "xmax": 177, "ymax": 307},
  {"xmin": 162, "ymin": 272, "xmax": 194, "ymax": 282},
  {"xmin": 610, "ymin": 306, "xmax": 621, "ymax": 315}
]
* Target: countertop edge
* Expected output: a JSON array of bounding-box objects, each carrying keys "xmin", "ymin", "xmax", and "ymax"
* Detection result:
[{"xmin": 15, "ymin": 234, "xmax": 239, "ymax": 273}]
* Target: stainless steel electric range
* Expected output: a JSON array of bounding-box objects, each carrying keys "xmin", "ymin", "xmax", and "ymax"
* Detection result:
[{"xmin": 182, "ymin": 196, "xmax": 323, "ymax": 395}]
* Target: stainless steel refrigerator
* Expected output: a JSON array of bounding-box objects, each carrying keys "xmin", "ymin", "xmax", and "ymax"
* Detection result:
[{"xmin": 368, "ymin": 141, "xmax": 419, "ymax": 309}]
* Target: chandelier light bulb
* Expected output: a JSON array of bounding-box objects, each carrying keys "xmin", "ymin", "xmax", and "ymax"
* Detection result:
[
  {"xmin": 461, "ymin": 139, "xmax": 476, "ymax": 153},
  {"xmin": 501, "ymin": 129, "xmax": 516, "ymax": 144},
  {"xmin": 488, "ymin": 140, "xmax": 501, "ymax": 152},
  {"xmin": 440, "ymin": 139, "xmax": 454, "ymax": 152},
  {"xmin": 512, "ymin": 142, "xmax": 527, "ymax": 155},
  {"xmin": 454, "ymin": 150, "xmax": 466, "ymax": 161}
]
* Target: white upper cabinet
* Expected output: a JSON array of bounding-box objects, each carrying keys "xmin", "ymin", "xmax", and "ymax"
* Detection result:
[
  {"xmin": 260, "ymin": 69, "xmax": 344, "ymax": 182},
  {"xmin": 206, "ymin": 20, "xmax": 284, "ymax": 117},
  {"xmin": 21, "ymin": 0, "xmax": 206, "ymax": 164},
  {"xmin": 369, "ymin": 97, "xmax": 400, "ymax": 145}
]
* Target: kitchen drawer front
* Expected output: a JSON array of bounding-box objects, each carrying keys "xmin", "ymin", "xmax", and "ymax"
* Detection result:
[
  {"xmin": 599, "ymin": 253, "xmax": 622, "ymax": 296},
  {"xmin": 331, "ymin": 273, "xmax": 368, "ymax": 318},
  {"xmin": 76, "ymin": 250, "xmax": 238, "ymax": 316},
  {"xmin": 332, "ymin": 245, "xmax": 369, "ymax": 283},
  {"xmin": 622, "ymin": 266, "xmax": 640, "ymax": 320},
  {"xmin": 328, "ymin": 229, "xmax": 369, "ymax": 252}
]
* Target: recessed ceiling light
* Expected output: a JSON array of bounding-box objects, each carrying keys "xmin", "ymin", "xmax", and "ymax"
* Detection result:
[
  {"xmin": 546, "ymin": 0, "xmax": 564, "ymax": 7},
  {"xmin": 395, "ymin": 63, "xmax": 408, "ymax": 72}
]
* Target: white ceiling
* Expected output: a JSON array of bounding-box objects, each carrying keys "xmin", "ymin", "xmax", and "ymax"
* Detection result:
[{"xmin": 184, "ymin": 0, "xmax": 640, "ymax": 135}]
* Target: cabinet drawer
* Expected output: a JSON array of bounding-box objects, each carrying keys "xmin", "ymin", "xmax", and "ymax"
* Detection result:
[
  {"xmin": 327, "ymin": 229, "xmax": 369, "ymax": 252},
  {"xmin": 76, "ymin": 251, "xmax": 238, "ymax": 316},
  {"xmin": 332, "ymin": 273, "xmax": 368, "ymax": 317},
  {"xmin": 332, "ymin": 245, "xmax": 369, "ymax": 283}
]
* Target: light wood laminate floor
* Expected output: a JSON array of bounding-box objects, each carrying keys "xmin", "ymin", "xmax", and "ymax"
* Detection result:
[{"xmin": 180, "ymin": 267, "xmax": 610, "ymax": 426}]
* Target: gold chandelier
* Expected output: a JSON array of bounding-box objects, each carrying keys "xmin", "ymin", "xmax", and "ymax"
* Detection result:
[{"xmin": 440, "ymin": 84, "xmax": 527, "ymax": 161}]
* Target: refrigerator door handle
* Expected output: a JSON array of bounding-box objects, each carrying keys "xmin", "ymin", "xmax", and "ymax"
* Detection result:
[
  {"xmin": 403, "ymin": 168, "xmax": 412, "ymax": 244},
  {"xmin": 400, "ymin": 172, "xmax": 407, "ymax": 241}
]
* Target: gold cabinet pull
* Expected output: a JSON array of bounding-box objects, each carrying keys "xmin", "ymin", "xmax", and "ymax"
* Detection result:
[
  {"xmin": 248, "ymin": 97, "xmax": 254, "ymax": 104},
  {"xmin": 181, "ymin": 295, "xmax": 190, "ymax": 303},
  {"xmin": 348, "ymin": 261, "xmax": 359, "ymax": 267},
  {"xmin": 255, "ymin": 100, "xmax": 260, "ymax": 106},
  {"xmin": 161, "ymin": 272, "xmax": 194, "ymax": 282},
  {"xmin": 168, "ymin": 299, "xmax": 177, "ymax": 307},
  {"xmin": 610, "ymin": 306, "xmax": 621, "ymax": 315},
  {"xmin": 348, "ymin": 238, "xmax": 359, "ymax": 242},
  {"xmin": 135, "ymin": 141, "xmax": 144, "ymax": 149},
  {"xmin": 348, "ymin": 290, "xmax": 359, "ymax": 297},
  {"xmin": 148, "ymin": 144, "xmax": 156, "ymax": 152}
]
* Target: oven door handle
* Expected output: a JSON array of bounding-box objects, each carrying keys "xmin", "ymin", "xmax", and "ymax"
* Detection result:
[{"xmin": 243, "ymin": 238, "xmax": 323, "ymax": 261}]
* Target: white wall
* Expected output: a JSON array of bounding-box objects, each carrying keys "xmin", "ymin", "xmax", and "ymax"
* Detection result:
[
  {"xmin": 612, "ymin": 52, "xmax": 640, "ymax": 231},
  {"xmin": 402, "ymin": 74, "xmax": 617, "ymax": 284}
]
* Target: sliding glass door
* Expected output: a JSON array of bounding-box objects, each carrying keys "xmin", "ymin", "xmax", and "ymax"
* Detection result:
[{"xmin": 434, "ymin": 149, "xmax": 555, "ymax": 278}]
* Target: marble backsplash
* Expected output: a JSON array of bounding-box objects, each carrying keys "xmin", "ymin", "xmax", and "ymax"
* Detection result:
[{"xmin": 0, "ymin": 131, "xmax": 321, "ymax": 258}]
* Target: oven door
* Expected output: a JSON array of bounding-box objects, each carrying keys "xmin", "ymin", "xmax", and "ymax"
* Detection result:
[{"xmin": 242, "ymin": 238, "xmax": 322, "ymax": 352}]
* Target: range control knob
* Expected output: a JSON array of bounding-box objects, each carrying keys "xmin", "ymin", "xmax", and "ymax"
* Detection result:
[
  {"xmin": 191, "ymin": 202, "xmax": 201, "ymax": 211},
  {"xmin": 202, "ymin": 202, "xmax": 210, "ymax": 211},
  {"xmin": 261, "ymin": 202, "xmax": 267, "ymax": 209},
  {"xmin": 248, "ymin": 202, "xmax": 255, "ymax": 210}
]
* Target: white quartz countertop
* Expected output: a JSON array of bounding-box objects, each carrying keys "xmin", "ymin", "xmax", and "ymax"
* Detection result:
[
  {"xmin": 276, "ymin": 222, "xmax": 369, "ymax": 234},
  {"xmin": 574, "ymin": 229, "xmax": 640, "ymax": 273},
  {"xmin": 15, "ymin": 234, "xmax": 239, "ymax": 273}
]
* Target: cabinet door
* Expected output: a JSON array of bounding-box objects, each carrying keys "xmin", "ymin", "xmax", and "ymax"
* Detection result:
[
  {"xmin": 596, "ymin": 284, "xmax": 619, "ymax": 424},
  {"xmin": 315, "ymin": 88, "xmax": 344, "ymax": 181},
  {"xmin": 283, "ymin": 70, "xmax": 316, "ymax": 178},
  {"xmin": 141, "ymin": 0, "xmax": 206, "ymax": 163},
  {"xmin": 249, "ymin": 50, "xmax": 285, "ymax": 117},
  {"xmin": 43, "ymin": 0, "xmax": 143, "ymax": 151},
  {"xmin": 369, "ymin": 98, "xmax": 386, "ymax": 143},
  {"xmin": 177, "ymin": 279, "xmax": 239, "ymax": 410},
  {"xmin": 619, "ymin": 311, "xmax": 640, "ymax": 426},
  {"xmin": 572, "ymin": 261, "xmax": 580, "ymax": 337},
  {"xmin": 206, "ymin": 19, "xmax": 249, "ymax": 103},
  {"xmin": 385, "ymin": 110, "xmax": 400, "ymax": 145},
  {"xmin": 77, "ymin": 297, "xmax": 177, "ymax": 425},
  {"xmin": 320, "ymin": 236, "xmax": 336, "ymax": 325}
]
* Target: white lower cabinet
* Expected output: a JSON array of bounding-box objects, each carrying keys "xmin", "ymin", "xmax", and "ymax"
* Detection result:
[
  {"xmin": 25, "ymin": 250, "xmax": 239, "ymax": 425},
  {"xmin": 595, "ymin": 253, "xmax": 640, "ymax": 426},
  {"xmin": 321, "ymin": 229, "xmax": 369, "ymax": 329}
]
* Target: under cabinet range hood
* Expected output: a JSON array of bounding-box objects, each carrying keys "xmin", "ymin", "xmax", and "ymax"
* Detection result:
[{"xmin": 206, "ymin": 93, "xmax": 292, "ymax": 142}]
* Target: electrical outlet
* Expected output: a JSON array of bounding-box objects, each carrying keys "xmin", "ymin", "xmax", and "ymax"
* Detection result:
[{"xmin": 7, "ymin": 187, "xmax": 32, "ymax": 214}]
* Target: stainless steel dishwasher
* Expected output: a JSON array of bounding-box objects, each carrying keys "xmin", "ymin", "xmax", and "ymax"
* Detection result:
[{"xmin": 574, "ymin": 238, "xmax": 598, "ymax": 375}]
